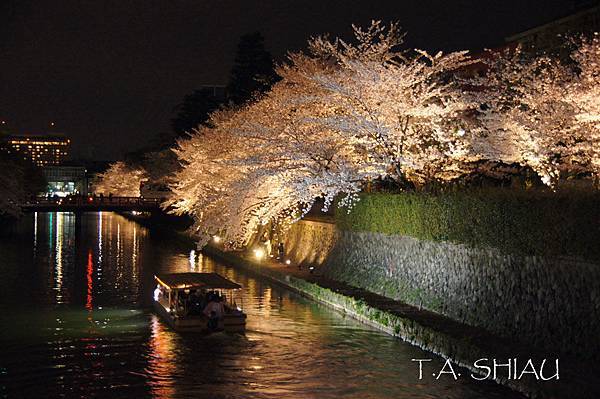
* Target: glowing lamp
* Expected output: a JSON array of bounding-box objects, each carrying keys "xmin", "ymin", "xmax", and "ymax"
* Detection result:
[
  {"xmin": 213, "ymin": 235, "xmax": 221, "ymax": 243},
  {"xmin": 285, "ymin": 259, "xmax": 291, "ymax": 265},
  {"xmin": 254, "ymin": 248, "xmax": 265, "ymax": 260}
]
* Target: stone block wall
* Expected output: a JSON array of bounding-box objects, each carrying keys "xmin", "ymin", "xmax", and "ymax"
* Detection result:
[
  {"xmin": 281, "ymin": 219, "xmax": 338, "ymax": 266},
  {"xmin": 283, "ymin": 219, "xmax": 600, "ymax": 359}
]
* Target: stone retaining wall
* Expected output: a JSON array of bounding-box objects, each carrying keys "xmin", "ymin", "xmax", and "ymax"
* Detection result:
[{"xmin": 283, "ymin": 220, "xmax": 600, "ymax": 360}]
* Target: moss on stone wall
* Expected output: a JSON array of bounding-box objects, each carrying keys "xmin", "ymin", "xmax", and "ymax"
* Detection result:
[{"xmin": 335, "ymin": 189, "xmax": 600, "ymax": 261}]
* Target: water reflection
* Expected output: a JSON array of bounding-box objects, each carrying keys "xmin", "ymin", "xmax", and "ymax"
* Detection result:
[
  {"xmin": 148, "ymin": 315, "xmax": 177, "ymax": 398},
  {"xmin": 189, "ymin": 249, "xmax": 196, "ymax": 271},
  {"xmin": 33, "ymin": 211, "xmax": 38, "ymax": 255},
  {"xmin": 98, "ymin": 212, "xmax": 103, "ymax": 284},
  {"xmin": 86, "ymin": 249, "xmax": 93, "ymax": 311},
  {"xmin": 54, "ymin": 211, "xmax": 64, "ymax": 302},
  {"xmin": 0, "ymin": 213, "xmax": 522, "ymax": 399},
  {"xmin": 117, "ymin": 222, "xmax": 122, "ymax": 280},
  {"xmin": 133, "ymin": 225, "xmax": 139, "ymax": 280}
]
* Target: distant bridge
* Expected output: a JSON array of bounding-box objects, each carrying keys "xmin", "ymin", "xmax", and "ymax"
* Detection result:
[{"xmin": 22, "ymin": 196, "xmax": 161, "ymax": 212}]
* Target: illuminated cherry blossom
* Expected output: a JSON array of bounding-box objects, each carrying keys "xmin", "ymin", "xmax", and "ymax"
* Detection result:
[
  {"xmin": 93, "ymin": 161, "xmax": 148, "ymax": 197},
  {"xmin": 167, "ymin": 22, "xmax": 600, "ymax": 248},
  {"xmin": 473, "ymin": 41, "xmax": 599, "ymax": 186},
  {"xmin": 564, "ymin": 34, "xmax": 600, "ymax": 179},
  {"xmin": 307, "ymin": 26, "xmax": 477, "ymax": 185}
]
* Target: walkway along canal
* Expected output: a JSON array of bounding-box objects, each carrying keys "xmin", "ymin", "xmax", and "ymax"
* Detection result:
[{"xmin": 0, "ymin": 212, "xmax": 524, "ymax": 398}]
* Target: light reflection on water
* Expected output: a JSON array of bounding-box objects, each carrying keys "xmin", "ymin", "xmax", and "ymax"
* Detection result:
[{"xmin": 0, "ymin": 212, "xmax": 522, "ymax": 398}]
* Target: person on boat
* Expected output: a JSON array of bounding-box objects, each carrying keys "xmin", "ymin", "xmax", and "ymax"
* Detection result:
[
  {"xmin": 153, "ymin": 285, "xmax": 162, "ymax": 302},
  {"xmin": 203, "ymin": 294, "xmax": 224, "ymax": 318},
  {"xmin": 203, "ymin": 294, "xmax": 224, "ymax": 331}
]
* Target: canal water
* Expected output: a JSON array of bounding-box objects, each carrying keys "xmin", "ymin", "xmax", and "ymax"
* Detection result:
[{"xmin": 0, "ymin": 212, "xmax": 522, "ymax": 398}]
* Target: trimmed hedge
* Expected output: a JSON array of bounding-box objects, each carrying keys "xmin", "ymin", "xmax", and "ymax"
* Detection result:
[{"xmin": 336, "ymin": 189, "xmax": 600, "ymax": 261}]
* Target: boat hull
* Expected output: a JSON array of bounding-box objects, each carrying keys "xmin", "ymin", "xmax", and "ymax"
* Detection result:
[{"xmin": 154, "ymin": 301, "xmax": 246, "ymax": 333}]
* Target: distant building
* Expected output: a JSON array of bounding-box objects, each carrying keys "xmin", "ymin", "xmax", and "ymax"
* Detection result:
[
  {"xmin": 43, "ymin": 165, "xmax": 89, "ymax": 197},
  {"xmin": 505, "ymin": 4, "xmax": 600, "ymax": 57},
  {"xmin": 1, "ymin": 134, "xmax": 70, "ymax": 167}
]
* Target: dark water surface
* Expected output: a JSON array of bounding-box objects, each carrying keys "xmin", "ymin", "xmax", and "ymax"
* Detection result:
[{"xmin": 0, "ymin": 212, "xmax": 522, "ymax": 398}]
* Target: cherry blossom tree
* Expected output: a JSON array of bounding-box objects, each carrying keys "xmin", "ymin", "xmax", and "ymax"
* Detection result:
[
  {"xmin": 93, "ymin": 161, "xmax": 148, "ymax": 197},
  {"xmin": 165, "ymin": 109, "xmax": 249, "ymax": 246},
  {"xmin": 564, "ymin": 34, "xmax": 600, "ymax": 181},
  {"xmin": 472, "ymin": 49, "xmax": 574, "ymax": 185},
  {"xmin": 306, "ymin": 21, "xmax": 478, "ymax": 187},
  {"xmin": 220, "ymin": 55, "xmax": 384, "ymax": 245},
  {"xmin": 167, "ymin": 73, "xmax": 380, "ymax": 247},
  {"xmin": 472, "ymin": 40, "xmax": 600, "ymax": 187},
  {"xmin": 167, "ymin": 22, "xmax": 600, "ymax": 249},
  {"xmin": 167, "ymin": 21, "xmax": 490, "ymax": 247}
]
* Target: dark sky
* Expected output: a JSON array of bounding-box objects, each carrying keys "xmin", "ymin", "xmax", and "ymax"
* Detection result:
[{"xmin": 0, "ymin": 0, "xmax": 591, "ymax": 160}]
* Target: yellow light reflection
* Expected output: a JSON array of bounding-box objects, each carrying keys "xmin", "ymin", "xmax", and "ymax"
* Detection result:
[
  {"xmin": 33, "ymin": 211, "xmax": 38, "ymax": 256},
  {"xmin": 148, "ymin": 315, "xmax": 176, "ymax": 398},
  {"xmin": 189, "ymin": 250, "xmax": 196, "ymax": 270},
  {"xmin": 263, "ymin": 287, "xmax": 273, "ymax": 316},
  {"xmin": 97, "ymin": 212, "xmax": 103, "ymax": 279},
  {"xmin": 131, "ymin": 225, "xmax": 139, "ymax": 284},
  {"xmin": 54, "ymin": 212, "xmax": 64, "ymax": 303},
  {"xmin": 116, "ymin": 223, "xmax": 122, "ymax": 283}
]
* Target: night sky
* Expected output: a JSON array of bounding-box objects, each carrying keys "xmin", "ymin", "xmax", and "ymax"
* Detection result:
[{"xmin": 0, "ymin": 0, "xmax": 589, "ymax": 160}]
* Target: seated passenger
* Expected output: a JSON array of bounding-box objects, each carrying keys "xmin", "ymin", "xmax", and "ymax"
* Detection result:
[{"xmin": 203, "ymin": 296, "xmax": 224, "ymax": 319}]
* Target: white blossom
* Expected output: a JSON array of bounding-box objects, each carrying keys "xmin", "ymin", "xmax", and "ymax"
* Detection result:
[
  {"xmin": 166, "ymin": 23, "xmax": 600, "ymax": 249},
  {"xmin": 93, "ymin": 161, "xmax": 148, "ymax": 197}
]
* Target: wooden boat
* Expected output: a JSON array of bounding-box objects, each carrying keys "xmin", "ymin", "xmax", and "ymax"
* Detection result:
[{"xmin": 153, "ymin": 272, "xmax": 247, "ymax": 333}]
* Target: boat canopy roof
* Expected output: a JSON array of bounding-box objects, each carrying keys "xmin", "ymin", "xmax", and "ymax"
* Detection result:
[{"xmin": 155, "ymin": 273, "xmax": 242, "ymax": 290}]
